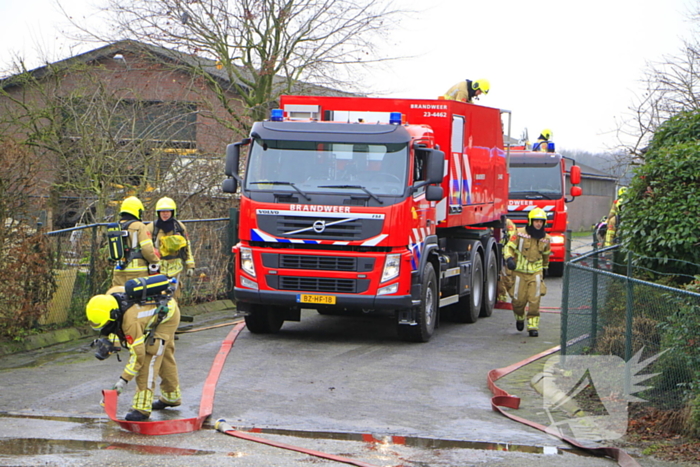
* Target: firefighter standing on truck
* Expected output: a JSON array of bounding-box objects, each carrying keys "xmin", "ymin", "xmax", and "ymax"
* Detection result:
[
  {"xmin": 443, "ymin": 79, "xmax": 490, "ymax": 103},
  {"xmin": 85, "ymin": 282, "xmax": 182, "ymax": 421},
  {"xmin": 111, "ymin": 196, "xmax": 160, "ymax": 287},
  {"xmin": 149, "ymin": 197, "xmax": 195, "ymax": 298},
  {"xmin": 503, "ymin": 208, "xmax": 551, "ymax": 337}
]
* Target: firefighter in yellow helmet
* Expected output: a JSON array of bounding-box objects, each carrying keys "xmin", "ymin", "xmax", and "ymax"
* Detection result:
[
  {"xmin": 532, "ymin": 129, "xmax": 555, "ymax": 152},
  {"xmin": 111, "ymin": 196, "xmax": 160, "ymax": 287},
  {"xmin": 443, "ymin": 79, "xmax": 490, "ymax": 103},
  {"xmin": 503, "ymin": 208, "xmax": 551, "ymax": 337},
  {"xmin": 496, "ymin": 217, "xmax": 517, "ymax": 309},
  {"xmin": 148, "ymin": 197, "xmax": 196, "ymax": 297},
  {"xmin": 604, "ymin": 187, "xmax": 627, "ymax": 247},
  {"xmin": 86, "ymin": 279, "xmax": 181, "ymax": 422}
]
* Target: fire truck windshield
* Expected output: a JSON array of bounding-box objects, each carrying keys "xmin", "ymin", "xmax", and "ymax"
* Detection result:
[
  {"xmin": 509, "ymin": 165, "xmax": 563, "ymax": 199},
  {"xmin": 245, "ymin": 139, "xmax": 409, "ymax": 196}
]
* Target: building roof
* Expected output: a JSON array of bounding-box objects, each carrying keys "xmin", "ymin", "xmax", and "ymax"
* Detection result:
[{"xmin": 1, "ymin": 40, "xmax": 353, "ymax": 98}]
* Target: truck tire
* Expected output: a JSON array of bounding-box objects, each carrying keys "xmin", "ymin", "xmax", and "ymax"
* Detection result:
[
  {"xmin": 244, "ymin": 305, "xmax": 284, "ymax": 334},
  {"xmin": 452, "ymin": 252, "xmax": 483, "ymax": 323},
  {"xmin": 548, "ymin": 262, "xmax": 564, "ymax": 277},
  {"xmin": 397, "ymin": 263, "xmax": 437, "ymax": 343},
  {"xmin": 480, "ymin": 247, "xmax": 497, "ymax": 318}
]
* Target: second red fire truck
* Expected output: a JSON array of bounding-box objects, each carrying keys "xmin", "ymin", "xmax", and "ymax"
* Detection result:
[{"xmin": 506, "ymin": 148, "xmax": 582, "ymax": 276}]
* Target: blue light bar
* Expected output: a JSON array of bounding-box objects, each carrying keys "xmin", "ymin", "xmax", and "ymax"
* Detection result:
[
  {"xmin": 389, "ymin": 112, "xmax": 402, "ymax": 125},
  {"xmin": 270, "ymin": 109, "xmax": 284, "ymax": 121}
]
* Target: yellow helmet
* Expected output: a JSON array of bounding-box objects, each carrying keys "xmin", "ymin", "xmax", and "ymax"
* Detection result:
[
  {"xmin": 120, "ymin": 196, "xmax": 144, "ymax": 220},
  {"xmin": 528, "ymin": 208, "xmax": 548, "ymax": 225},
  {"xmin": 617, "ymin": 186, "xmax": 628, "ymax": 199},
  {"xmin": 156, "ymin": 197, "xmax": 177, "ymax": 217},
  {"xmin": 472, "ymin": 79, "xmax": 490, "ymax": 94},
  {"xmin": 86, "ymin": 294, "xmax": 119, "ymax": 330},
  {"xmin": 540, "ymin": 129, "xmax": 553, "ymax": 140}
]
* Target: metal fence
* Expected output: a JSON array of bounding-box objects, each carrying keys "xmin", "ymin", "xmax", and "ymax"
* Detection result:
[
  {"xmin": 44, "ymin": 215, "xmax": 236, "ymax": 327},
  {"xmin": 562, "ymin": 244, "xmax": 700, "ymax": 414}
]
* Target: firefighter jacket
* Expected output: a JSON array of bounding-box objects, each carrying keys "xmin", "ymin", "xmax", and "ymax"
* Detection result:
[
  {"xmin": 105, "ymin": 286, "xmax": 180, "ymax": 383},
  {"xmin": 113, "ymin": 219, "xmax": 160, "ymax": 281},
  {"xmin": 504, "ymin": 227, "xmax": 551, "ymax": 274},
  {"xmin": 604, "ymin": 199, "xmax": 621, "ymax": 247},
  {"xmin": 148, "ymin": 220, "xmax": 195, "ymax": 278},
  {"xmin": 443, "ymin": 80, "xmax": 474, "ymax": 103}
]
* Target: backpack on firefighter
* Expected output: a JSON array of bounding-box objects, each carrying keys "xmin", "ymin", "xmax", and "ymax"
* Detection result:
[{"xmin": 106, "ymin": 220, "xmax": 144, "ymax": 269}]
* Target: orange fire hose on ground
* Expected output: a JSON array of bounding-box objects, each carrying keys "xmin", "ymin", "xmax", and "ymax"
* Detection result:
[
  {"xmin": 488, "ymin": 345, "xmax": 642, "ymax": 467},
  {"xmin": 101, "ymin": 320, "xmax": 384, "ymax": 466}
]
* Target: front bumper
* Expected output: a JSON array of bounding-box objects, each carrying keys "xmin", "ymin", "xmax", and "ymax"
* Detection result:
[{"xmin": 234, "ymin": 287, "xmax": 413, "ymax": 310}]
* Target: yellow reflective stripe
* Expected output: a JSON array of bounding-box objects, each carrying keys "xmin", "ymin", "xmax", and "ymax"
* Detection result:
[
  {"xmin": 140, "ymin": 239, "xmax": 154, "ymax": 247},
  {"xmin": 123, "ymin": 336, "xmax": 146, "ymax": 376},
  {"xmin": 136, "ymin": 307, "xmax": 158, "ymax": 320},
  {"xmin": 161, "ymin": 388, "xmax": 181, "ymax": 404},
  {"xmin": 132, "ymin": 389, "xmax": 153, "ymax": 413}
]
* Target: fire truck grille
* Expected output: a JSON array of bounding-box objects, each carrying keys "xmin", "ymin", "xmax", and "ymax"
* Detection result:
[
  {"xmin": 278, "ymin": 277, "xmax": 360, "ymax": 293},
  {"xmin": 257, "ymin": 215, "xmax": 383, "ymax": 240},
  {"xmin": 280, "ymin": 255, "xmax": 357, "ymax": 271}
]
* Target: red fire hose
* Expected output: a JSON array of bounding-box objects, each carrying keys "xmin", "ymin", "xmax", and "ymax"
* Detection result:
[
  {"xmin": 102, "ymin": 321, "xmax": 245, "ymax": 435},
  {"xmin": 488, "ymin": 345, "xmax": 642, "ymax": 467}
]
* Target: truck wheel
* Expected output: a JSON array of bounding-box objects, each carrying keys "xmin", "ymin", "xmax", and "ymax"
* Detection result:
[
  {"xmin": 452, "ymin": 252, "xmax": 483, "ymax": 323},
  {"xmin": 480, "ymin": 247, "xmax": 497, "ymax": 318},
  {"xmin": 397, "ymin": 263, "xmax": 437, "ymax": 342},
  {"xmin": 548, "ymin": 262, "xmax": 564, "ymax": 277},
  {"xmin": 244, "ymin": 305, "xmax": 284, "ymax": 334}
]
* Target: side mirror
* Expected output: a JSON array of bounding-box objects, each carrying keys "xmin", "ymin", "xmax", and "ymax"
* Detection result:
[
  {"xmin": 569, "ymin": 165, "xmax": 581, "ymax": 185},
  {"xmin": 425, "ymin": 185, "xmax": 443, "ymax": 201},
  {"xmin": 425, "ymin": 149, "xmax": 445, "ymax": 184},
  {"xmin": 222, "ymin": 177, "xmax": 238, "ymax": 194},
  {"xmin": 570, "ymin": 186, "xmax": 582, "ymax": 197},
  {"xmin": 224, "ymin": 138, "xmax": 251, "ymax": 177}
]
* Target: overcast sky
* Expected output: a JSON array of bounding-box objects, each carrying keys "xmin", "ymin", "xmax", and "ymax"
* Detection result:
[{"xmin": 0, "ymin": 0, "xmax": 696, "ymax": 154}]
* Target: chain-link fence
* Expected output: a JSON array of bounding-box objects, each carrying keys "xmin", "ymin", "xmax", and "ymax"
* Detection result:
[
  {"xmin": 44, "ymin": 216, "xmax": 237, "ymax": 327},
  {"xmin": 562, "ymin": 244, "xmax": 700, "ymax": 418}
]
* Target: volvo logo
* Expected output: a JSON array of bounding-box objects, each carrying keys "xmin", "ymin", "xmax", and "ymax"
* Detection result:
[{"xmin": 312, "ymin": 220, "xmax": 326, "ymax": 233}]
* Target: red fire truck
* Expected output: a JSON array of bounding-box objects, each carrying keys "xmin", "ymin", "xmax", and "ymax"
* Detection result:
[
  {"xmin": 506, "ymin": 149, "xmax": 582, "ymax": 276},
  {"xmin": 222, "ymin": 95, "xmax": 509, "ymax": 342}
]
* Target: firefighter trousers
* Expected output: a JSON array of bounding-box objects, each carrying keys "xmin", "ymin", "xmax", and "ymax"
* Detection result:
[
  {"xmin": 511, "ymin": 270, "xmax": 547, "ymax": 319},
  {"xmin": 132, "ymin": 337, "xmax": 181, "ymax": 414}
]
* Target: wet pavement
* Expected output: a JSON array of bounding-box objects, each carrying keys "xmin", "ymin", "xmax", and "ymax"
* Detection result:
[{"xmin": 0, "ymin": 234, "xmax": 688, "ymax": 466}]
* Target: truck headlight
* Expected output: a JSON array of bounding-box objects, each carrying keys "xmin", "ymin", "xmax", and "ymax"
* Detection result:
[
  {"xmin": 381, "ymin": 254, "xmax": 400, "ymax": 283},
  {"xmin": 240, "ymin": 247, "xmax": 256, "ymax": 277},
  {"xmin": 550, "ymin": 235, "xmax": 565, "ymax": 245}
]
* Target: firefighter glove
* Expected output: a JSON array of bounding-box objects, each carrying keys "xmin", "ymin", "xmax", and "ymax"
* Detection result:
[
  {"xmin": 113, "ymin": 377, "xmax": 128, "ymax": 395},
  {"xmin": 186, "ymin": 268, "xmax": 194, "ymax": 277},
  {"xmin": 506, "ymin": 257, "xmax": 516, "ymax": 271}
]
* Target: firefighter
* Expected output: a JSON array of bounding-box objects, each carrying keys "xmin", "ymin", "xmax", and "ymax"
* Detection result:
[
  {"xmin": 443, "ymin": 79, "xmax": 490, "ymax": 103},
  {"xmin": 496, "ymin": 217, "xmax": 517, "ymax": 309},
  {"xmin": 86, "ymin": 284, "xmax": 181, "ymax": 421},
  {"xmin": 111, "ymin": 196, "xmax": 160, "ymax": 287},
  {"xmin": 604, "ymin": 187, "xmax": 627, "ymax": 247},
  {"xmin": 532, "ymin": 129, "xmax": 555, "ymax": 152},
  {"xmin": 503, "ymin": 208, "xmax": 551, "ymax": 337},
  {"xmin": 149, "ymin": 197, "xmax": 196, "ymax": 297}
]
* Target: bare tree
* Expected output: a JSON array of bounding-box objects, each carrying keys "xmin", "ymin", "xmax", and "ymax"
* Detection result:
[
  {"xmin": 92, "ymin": 0, "xmax": 406, "ymax": 131},
  {"xmin": 0, "ymin": 61, "xmax": 201, "ymax": 228}
]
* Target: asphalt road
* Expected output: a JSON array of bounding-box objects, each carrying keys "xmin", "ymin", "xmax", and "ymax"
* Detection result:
[{"xmin": 0, "ymin": 236, "xmax": 680, "ymax": 466}]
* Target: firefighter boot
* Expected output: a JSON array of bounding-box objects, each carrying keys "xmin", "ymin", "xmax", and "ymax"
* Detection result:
[
  {"xmin": 125, "ymin": 409, "xmax": 150, "ymax": 421},
  {"xmin": 152, "ymin": 399, "xmax": 181, "ymax": 410},
  {"xmin": 515, "ymin": 313, "xmax": 525, "ymax": 331},
  {"xmin": 527, "ymin": 317, "xmax": 540, "ymax": 337}
]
